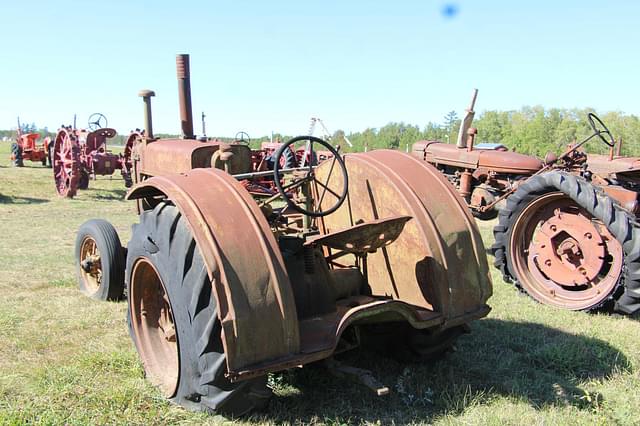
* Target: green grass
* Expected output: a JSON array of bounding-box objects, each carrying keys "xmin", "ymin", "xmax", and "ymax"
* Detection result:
[{"xmin": 1, "ymin": 141, "xmax": 639, "ymax": 425}]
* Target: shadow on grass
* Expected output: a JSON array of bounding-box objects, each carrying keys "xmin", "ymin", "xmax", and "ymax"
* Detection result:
[
  {"xmin": 82, "ymin": 187, "xmax": 128, "ymax": 200},
  {"xmin": 0, "ymin": 194, "xmax": 49, "ymax": 204},
  {"xmin": 259, "ymin": 318, "xmax": 631, "ymax": 424}
]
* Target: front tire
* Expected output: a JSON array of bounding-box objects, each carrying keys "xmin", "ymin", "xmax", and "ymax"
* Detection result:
[
  {"xmin": 492, "ymin": 171, "xmax": 639, "ymax": 314},
  {"xmin": 11, "ymin": 143, "xmax": 23, "ymax": 167},
  {"xmin": 126, "ymin": 201, "xmax": 271, "ymax": 416},
  {"xmin": 75, "ymin": 219, "xmax": 125, "ymax": 301}
]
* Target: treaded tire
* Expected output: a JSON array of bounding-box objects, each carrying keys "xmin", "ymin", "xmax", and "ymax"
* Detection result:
[
  {"xmin": 47, "ymin": 141, "xmax": 54, "ymax": 168},
  {"xmin": 491, "ymin": 171, "xmax": 640, "ymax": 314},
  {"xmin": 126, "ymin": 201, "xmax": 271, "ymax": 416},
  {"xmin": 75, "ymin": 219, "xmax": 125, "ymax": 300},
  {"xmin": 11, "ymin": 143, "xmax": 23, "ymax": 167}
]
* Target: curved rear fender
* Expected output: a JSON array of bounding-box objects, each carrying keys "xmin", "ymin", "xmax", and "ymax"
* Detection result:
[{"xmin": 127, "ymin": 169, "xmax": 300, "ymax": 373}]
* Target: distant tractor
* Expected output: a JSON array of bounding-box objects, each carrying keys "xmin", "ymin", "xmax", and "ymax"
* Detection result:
[
  {"xmin": 52, "ymin": 114, "xmax": 138, "ymax": 198},
  {"xmin": 10, "ymin": 118, "xmax": 54, "ymax": 167},
  {"xmin": 75, "ymin": 54, "xmax": 492, "ymax": 416}
]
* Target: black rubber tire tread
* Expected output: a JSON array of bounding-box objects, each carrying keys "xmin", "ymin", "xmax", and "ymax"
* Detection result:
[
  {"xmin": 11, "ymin": 143, "xmax": 23, "ymax": 167},
  {"xmin": 491, "ymin": 171, "xmax": 640, "ymax": 314},
  {"xmin": 47, "ymin": 141, "xmax": 54, "ymax": 168},
  {"xmin": 126, "ymin": 201, "xmax": 271, "ymax": 417},
  {"xmin": 75, "ymin": 219, "xmax": 125, "ymax": 301},
  {"xmin": 280, "ymin": 146, "xmax": 297, "ymax": 169}
]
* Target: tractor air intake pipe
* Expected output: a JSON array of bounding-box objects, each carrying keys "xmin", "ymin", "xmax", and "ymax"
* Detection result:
[
  {"xmin": 176, "ymin": 54, "xmax": 194, "ymax": 139},
  {"xmin": 138, "ymin": 90, "xmax": 156, "ymax": 139},
  {"xmin": 456, "ymin": 88, "xmax": 478, "ymax": 149}
]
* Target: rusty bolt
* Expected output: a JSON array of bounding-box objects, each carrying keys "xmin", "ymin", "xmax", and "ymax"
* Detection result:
[
  {"xmin": 585, "ymin": 232, "xmax": 592, "ymax": 239},
  {"xmin": 550, "ymin": 224, "xmax": 557, "ymax": 232},
  {"xmin": 544, "ymin": 259, "xmax": 552, "ymax": 267}
]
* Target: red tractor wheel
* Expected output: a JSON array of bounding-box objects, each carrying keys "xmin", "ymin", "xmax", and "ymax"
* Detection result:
[
  {"xmin": 507, "ymin": 192, "xmax": 623, "ymax": 310},
  {"xmin": 121, "ymin": 131, "xmax": 142, "ymax": 188},
  {"xmin": 53, "ymin": 129, "xmax": 81, "ymax": 198}
]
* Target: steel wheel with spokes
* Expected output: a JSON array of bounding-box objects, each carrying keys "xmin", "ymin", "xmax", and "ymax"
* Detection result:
[{"xmin": 53, "ymin": 129, "xmax": 80, "ymax": 198}]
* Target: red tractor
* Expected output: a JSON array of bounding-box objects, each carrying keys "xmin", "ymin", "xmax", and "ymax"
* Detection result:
[
  {"xmin": 10, "ymin": 118, "xmax": 54, "ymax": 167},
  {"xmin": 52, "ymin": 114, "xmax": 138, "ymax": 198}
]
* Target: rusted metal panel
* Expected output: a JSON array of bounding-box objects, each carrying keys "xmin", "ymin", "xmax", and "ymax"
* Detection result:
[
  {"xmin": 415, "ymin": 141, "xmax": 543, "ymax": 173},
  {"xmin": 127, "ymin": 168, "xmax": 300, "ymax": 373},
  {"xmin": 140, "ymin": 139, "xmax": 217, "ymax": 176},
  {"xmin": 315, "ymin": 150, "xmax": 492, "ymax": 319},
  {"xmin": 587, "ymin": 153, "xmax": 640, "ymax": 176}
]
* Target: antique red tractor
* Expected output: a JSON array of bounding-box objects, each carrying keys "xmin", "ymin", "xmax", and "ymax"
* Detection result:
[
  {"xmin": 52, "ymin": 115, "xmax": 138, "ymax": 198},
  {"xmin": 492, "ymin": 114, "xmax": 640, "ymax": 315},
  {"xmin": 411, "ymin": 91, "xmax": 640, "ymax": 315},
  {"xmin": 10, "ymin": 118, "xmax": 54, "ymax": 167},
  {"xmin": 74, "ymin": 54, "xmax": 492, "ymax": 417}
]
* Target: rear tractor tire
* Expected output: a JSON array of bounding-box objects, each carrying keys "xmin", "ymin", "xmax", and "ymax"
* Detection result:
[
  {"xmin": 75, "ymin": 219, "xmax": 125, "ymax": 301},
  {"xmin": 126, "ymin": 201, "xmax": 271, "ymax": 417},
  {"xmin": 492, "ymin": 171, "xmax": 640, "ymax": 314}
]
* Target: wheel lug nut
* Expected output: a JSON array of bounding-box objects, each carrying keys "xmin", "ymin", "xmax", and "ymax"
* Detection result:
[
  {"xmin": 545, "ymin": 259, "xmax": 552, "ymax": 267},
  {"xmin": 550, "ymin": 225, "xmax": 557, "ymax": 232},
  {"xmin": 584, "ymin": 232, "xmax": 592, "ymax": 239}
]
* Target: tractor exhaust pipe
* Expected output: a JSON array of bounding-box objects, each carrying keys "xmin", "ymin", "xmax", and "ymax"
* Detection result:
[
  {"xmin": 456, "ymin": 88, "xmax": 478, "ymax": 149},
  {"xmin": 176, "ymin": 54, "xmax": 194, "ymax": 139}
]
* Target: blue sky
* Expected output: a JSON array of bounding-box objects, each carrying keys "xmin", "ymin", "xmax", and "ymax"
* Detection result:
[{"xmin": 1, "ymin": 1, "xmax": 638, "ymax": 137}]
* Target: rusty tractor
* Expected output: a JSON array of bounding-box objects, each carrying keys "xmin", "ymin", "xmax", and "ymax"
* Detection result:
[
  {"xmin": 10, "ymin": 118, "xmax": 54, "ymax": 167},
  {"xmin": 52, "ymin": 115, "xmax": 138, "ymax": 198},
  {"xmin": 411, "ymin": 90, "xmax": 640, "ymax": 314},
  {"xmin": 411, "ymin": 90, "xmax": 544, "ymax": 220},
  {"xmin": 74, "ymin": 54, "xmax": 492, "ymax": 416},
  {"xmin": 491, "ymin": 113, "xmax": 640, "ymax": 314}
]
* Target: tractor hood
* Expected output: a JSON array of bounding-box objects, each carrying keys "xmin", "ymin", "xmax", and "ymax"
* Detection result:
[{"xmin": 412, "ymin": 141, "xmax": 543, "ymax": 174}]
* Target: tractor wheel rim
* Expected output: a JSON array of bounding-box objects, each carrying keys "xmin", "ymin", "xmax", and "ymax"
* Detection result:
[
  {"xmin": 129, "ymin": 258, "xmax": 179, "ymax": 397},
  {"xmin": 54, "ymin": 133, "xmax": 77, "ymax": 196},
  {"xmin": 510, "ymin": 192, "xmax": 623, "ymax": 310},
  {"xmin": 79, "ymin": 236, "xmax": 102, "ymax": 294}
]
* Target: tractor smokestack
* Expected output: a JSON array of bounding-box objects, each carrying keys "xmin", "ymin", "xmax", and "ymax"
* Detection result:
[{"xmin": 176, "ymin": 54, "xmax": 194, "ymax": 139}]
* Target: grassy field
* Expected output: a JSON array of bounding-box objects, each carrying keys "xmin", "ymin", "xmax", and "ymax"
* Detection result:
[{"xmin": 0, "ymin": 141, "xmax": 639, "ymax": 425}]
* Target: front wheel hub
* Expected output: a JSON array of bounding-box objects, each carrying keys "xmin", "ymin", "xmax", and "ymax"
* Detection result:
[{"xmin": 530, "ymin": 211, "xmax": 606, "ymax": 286}]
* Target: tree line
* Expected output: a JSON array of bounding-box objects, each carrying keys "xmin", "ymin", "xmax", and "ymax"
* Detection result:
[
  {"xmin": 3, "ymin": 107, "xmax": 639, "ymax": 158},
  {"xmin": 334, "ymin": 107, "xmax": 640, "ymax": 157}
]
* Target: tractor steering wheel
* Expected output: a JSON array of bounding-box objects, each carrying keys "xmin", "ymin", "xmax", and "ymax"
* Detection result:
[
  {"xmin": 273, "ymin": 136, "xmax": 348, "ymax": 218},
  {"xmin": 587, "ymin": 113, "xmax": 615, "ymax": 147},
  {"xmin": 88, "ymin": 113, "xmax": 108, "ymax": 131},
  {"xmin": 234, "ymin": 131, "xmax": 250, "ymax": 144}
]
